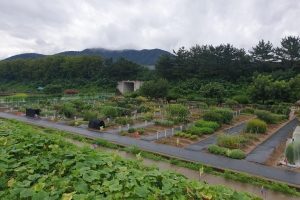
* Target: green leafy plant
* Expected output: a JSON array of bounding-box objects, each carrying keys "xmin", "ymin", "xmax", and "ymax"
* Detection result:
[
  {"xmin": 195, "ymin": 120, "xmax": 220, "ymax": 131},
  {"xmin": 245, "ymin": 119, "xmax": 267, "ymax": 133}
]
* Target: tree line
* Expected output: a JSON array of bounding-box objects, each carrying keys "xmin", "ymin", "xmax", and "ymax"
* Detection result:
[{"xmin": 0, "ymin": 35, "xmax": 299, "ymax": 102}]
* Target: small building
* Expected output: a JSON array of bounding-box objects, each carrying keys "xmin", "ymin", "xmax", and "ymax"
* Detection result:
[{"xmin": 117, "ymin": 80, "xmax": 143, "ymax": 94}]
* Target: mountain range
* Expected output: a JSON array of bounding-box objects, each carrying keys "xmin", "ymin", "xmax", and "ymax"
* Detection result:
[{"xmin": 3, "ymin": 48, "xmax": 173, "ymax": 66}]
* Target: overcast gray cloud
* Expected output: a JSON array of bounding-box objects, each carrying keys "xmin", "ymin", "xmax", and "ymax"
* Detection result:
[{"xmin": 0, "ymin": 0, "xmax": 299, "ymax": 59}]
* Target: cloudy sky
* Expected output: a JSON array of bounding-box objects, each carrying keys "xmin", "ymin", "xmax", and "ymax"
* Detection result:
[{"xmin": 0, "ymin": 0, "xmax": 299, "ymax": 60}]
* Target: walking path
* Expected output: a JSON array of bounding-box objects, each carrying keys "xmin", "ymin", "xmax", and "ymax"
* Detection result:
[
  {"xmin": 245, "ymin": 118, "xmax": 299, "ymax": 163},
  {"xmin": 185, "ymin": 122, "xmax": 247, "ymax": 151},
  {"xmin": 1, "ymin": 112, "xmax": 300, "ymax": 186}
]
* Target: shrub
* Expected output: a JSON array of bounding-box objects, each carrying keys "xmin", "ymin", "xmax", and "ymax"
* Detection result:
[
  {"xmin": 242, "ymin": 107, "xmax": 255, "ymax": 114},
  {"xmin": 199, "ymin": 127, "xmax": 214, "ymax": 134},
  {"xmin": 254, "ymin": 110, "xmax": 287, "ymax": 124},
  {"xmin": 83, "ymin": 110, "xmax": 98, "ymax": 121},
  {"xmin": 137, "ymin": 105, "xmax": 150, "ymax": 113},
  {"xmin": 128, "ymin": 127, "xmax": 136, "ymax": 133},
  {"xmin": 174, "ymin": 131, "xmax": 181, "ymax": 136},
  {"xmin": 195, "ymin": 120, "xmax": 220, "ymax": 131},
  {"xmin": 216, "ymin": 133, "xmax": 240, "ymax": 148},
  {"xmin": 70, "ymin": 99, "xmax": 85, "ymax": 109},
  {"xmin": 232, "ymin": 95, "xmax": 249, "ymax": 105},
  {"xmin": 225, "ymin": 100, "xmax": 239, "ymax": 109},
  {"xmin": 135, "ymin": 96, "xmax": 147, "ymax": 104},
  {"xmin": 143, "ymin": 112, "xmax": 154, "ymax": 120},
  {"xmin": 65, "ymin": 89, "xmax": 78, "ymax": 94},
  {"xmin": 101, "ymin": 106, "xmax": 118, "ymax": 118},
  {"xmin": 212, "ymin": 108, "xmax": 233, "ymax": 124},
  {"xmin": 166, "ymin": 104, "xmax": 190, "ymax": 123},
  {"xmin": 187, "ymin": 126, "xmax": 203, "ymax": 136},
  {"xmin": 116, "ymin": 107, "xmax": 132, "ymax": 116},
  {"xmin": 114, "ymin": 117, "xmax": 134, "ymax": 125},
  {"xmin": 228, "ymin": 149, "xmax": 245, "ymax": 159},
  {"xmin": 208, "ymin": 145, "xmax": 220, "ymax": 154},
  {"xmin": 203, "ymin": 111, "xmax": 223, "ymax": 125},
  {"xmin": 245, "ymin": 119, "xmax": 267, "ymax": 133},
  {"xmin": 153, "ymin": 120, "xmax": 174, "ymax": 127},
  {"xmin": 190, "ymin": 135, "xmax": 198, "ymax": 140},
  {"xmin": 184, "ymin": 133, "xmax": 191, "ymax": 138},
  {"xmin": 177, "ymin": 98, "xmax": 188, "ymax": 104},
  {"xmin": 59, "ymin": 102, "xmax": 76, "ymax": 118},
  {"xmin": 179, "ymin": 132, "xmax": 185, "ymax": 137},
  {"xmin": 198, "ymin": 102, "xmax": 208, "ymax": 109},
  {"xmin": 137, "ymin": 129, "xmax": 144, "ymax": 135},
  {"xmin": 285, "ymin": 143, "xmax": 295, "ymax": 165}
]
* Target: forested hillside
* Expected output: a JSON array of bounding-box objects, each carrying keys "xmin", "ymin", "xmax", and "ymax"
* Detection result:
[
  {"xmin": 0, "ymin": 36, "xmax": 300, "ymax": 103},
  {"xmin": 3, "ymin": 48, "xmax": 171, "ymax": 66}
]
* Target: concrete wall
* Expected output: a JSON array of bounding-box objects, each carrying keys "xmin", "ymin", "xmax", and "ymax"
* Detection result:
[{"xmin": 117, "ymin": 80, "xmax": 143, "ymax": 94}]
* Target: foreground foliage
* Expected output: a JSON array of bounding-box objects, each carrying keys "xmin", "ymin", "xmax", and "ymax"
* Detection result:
[{"xmin": 0, "ymin": 119, "xmax": 260, "ymax": 200}]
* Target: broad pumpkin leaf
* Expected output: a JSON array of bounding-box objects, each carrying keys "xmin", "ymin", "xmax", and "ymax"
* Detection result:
[
  {"xmin": 7, "ymin": 178, "xmax": 16, "ymax": 187},
  {"xmin": 32, "ymin": 191, "xmax": 48, "ymax": 200},
  {"xmin": 62, "ymin": 191, "xmax": 76, "ymax": 200},
  {"xmin": 28, "ymin": 174, "xmax": 41, "ymax": 181},
  {"xmin": 73, "ymin": 179, "xmax": 89, "ymax": 193},
  {"xmin": 20, "ymin": 188, "xmax": 35, "ymax": 198},
  {"xmin": 135, "ymin": 186, "xmax": 150, "ymax": 198}
]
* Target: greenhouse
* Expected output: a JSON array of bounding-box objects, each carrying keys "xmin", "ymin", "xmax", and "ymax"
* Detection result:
[{"xmin": 284, "ymin": 126, "xmax": 300, "ymax": 168}]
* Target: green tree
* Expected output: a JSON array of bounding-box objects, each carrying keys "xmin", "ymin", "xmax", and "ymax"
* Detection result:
[
  {"xmin": 140, "ymin": 78, "xmax": 169, "ymax": 100},
  {"xmin": 276, "ymin": 36, "xmax": 300, "ymax": 67},
  {"xmin": 289, "ymin": 74, "xmax": 300, "ymax": 102},
  {"xmin": 270, "ymin": 80, "xmax": 291, "ymax": 102},
  {"xmin": 248, "ymin": 74, "xmax": 273, "ymax": 104},
  {"xmin": 44, "ymin": 84, "xmax": 63, "ymax": 95},
  {"xmin": 200, "ymin": 82, "xmax": 225, "ymax": 106},
  {"xmin": 249, "ymin": 40, "xmax": 276, "ymax": 62}
]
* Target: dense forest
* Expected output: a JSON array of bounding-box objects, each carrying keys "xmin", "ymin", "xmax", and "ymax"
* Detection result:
[{"xmin": 0, "ymin": 36, "xmax": 300, "ymax": 103}]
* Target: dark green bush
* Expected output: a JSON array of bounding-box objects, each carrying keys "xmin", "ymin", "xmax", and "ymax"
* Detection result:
[
  {"xmin": 242, "ymin": 107, "xmax": 255, "ymax": 114},
  {"xmin": 225, "ymin": 100, "xmax": 239, "ymax": 109},
  {"xmin": 179, "ymin": 132, "xmax": 185, "ymax": 137},
  {"xmin": 199, "ymin": 127, "xmax": 214, "ymax": 134},
  {"xmin": 114, "ymin": 117, "xmax": 134, "ymax": 125},
  {"xmin": 101, "ymin": 106, "xmax": 118, "ymax": 118},
  {"xmin": 190, "ymin": 135, "xmax": 198, "ymax": 140},
  {"xmin": 198, "ymin": 102, "xmax": 208, "ymax": 109},
  {"xmin": 59, "ymin": 102, "xmax": 76, "ymax": 117},
  {"xmin": 195, "ymin": 120, "xmax": 220, "ymax": 131},
  {"xmin": 128, "ymin": 127, "xmax": 136, "ymax": 133},
  {"xmin": 83, "ymin": 110, "xmax": 98, "ymax": 121},
  {"xmin": 254, "ymin": 110, "xmax": 287, "ymax": 124},
  {"xmin": 116, "ymin": 107, "xmax": 132, "ymax": 116},
  {"xmin": 232, "ymin": 95, "xmax": 249, "ymax": 104},
  {"xmin": 245, "ymin": 119, "xmax": 267, "ymax": 133},
  {"xmin": 208, "ymin": 145, "xmax": 220, "ymax": 154},
  {"xmin": 203, "ymin": 111, "xmax": 223, "ymax": 125},
  {"xmin": 153, "ymin": 120, "xmax": 174, "ymax": 127},
  {"xmin": 174, "ymin": 131, "xmax": 181, "ymax": 136},
  {"xmin": 212, "ymin": 108, "xmax": 233, "ymax": 124},
  {"xmin": 228, "ymin": 149, "xmax": 245, "ymax": 159},
  {"xmin": 137, "ymin": 105, "xmax": 150, "ymax": 113},
  {"xmin": 187, "ymin": 126, "xmax": 203, "ymax": 136}
]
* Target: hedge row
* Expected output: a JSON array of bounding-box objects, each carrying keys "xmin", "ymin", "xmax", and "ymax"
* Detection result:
[
  {"xmin": 195, "ymin": 120, "xmax": 220, "ymax": 131},
  {"xmin": 254, "ymin": 110, "xmax": 287, "ymax": 124},
  {"xmin": 208, "ymin": 144, "xmax": 245, "ymax": 159}
]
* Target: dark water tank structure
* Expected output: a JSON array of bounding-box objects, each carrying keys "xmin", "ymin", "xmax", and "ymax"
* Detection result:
[
  {"xmin": 88, "ymin": 119, "xmax": 105, "ymax": 129},
  {"xmin": 26, "ymin": 108, "xmax": 40, "ymax": 117}
]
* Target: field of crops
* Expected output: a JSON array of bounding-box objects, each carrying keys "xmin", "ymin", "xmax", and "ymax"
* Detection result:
[{"xmin": 0, "ymin": 119, "xmax": 260, "ymax": 199}]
